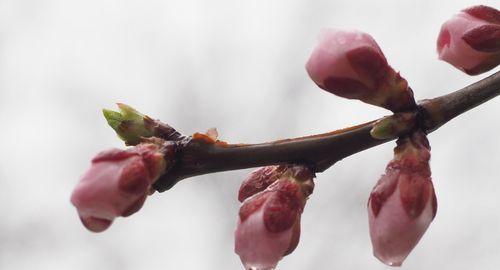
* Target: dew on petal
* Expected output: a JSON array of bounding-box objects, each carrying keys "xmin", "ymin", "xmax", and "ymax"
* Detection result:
[
  {"xmin": 385, "ymin": 260, "xmax": 402, "ymax": 267},
  {"xmin": 245, "ymin": 264, "xmax": 275, "ymax": 270}
]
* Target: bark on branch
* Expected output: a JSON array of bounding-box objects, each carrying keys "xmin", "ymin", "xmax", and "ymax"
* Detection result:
[{"xmin": 153, "ymin": 71, "xmax": 500, "ymax": 192}]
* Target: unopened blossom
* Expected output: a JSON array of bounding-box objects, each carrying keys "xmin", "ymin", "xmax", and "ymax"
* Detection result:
[
  {"xmin": 71, "ymin": 143, "xmax": 168, "ymax": 232},
  {"xmin": 437, "ymin": 5, "xmax": 500, "ymax": 75},
  {"xmin": 306, "ymin": 28, "xmax": 415, "ymax": 112},
  {"xmin": 235, "ymin": 165, "xmax": 314, "ymax": 270},
  {"xmin": 368, "ymin": 131, "xmax": 437, "ymax": 266}
]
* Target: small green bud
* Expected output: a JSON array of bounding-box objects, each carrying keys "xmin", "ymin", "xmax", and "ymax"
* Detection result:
[
  {"xmin": 103, "ymin": 103, "xmax": 154, "ymax": 145},
  {"xmin": 370, "ymin": 112, "xmax": 416, "ymax": 140}
]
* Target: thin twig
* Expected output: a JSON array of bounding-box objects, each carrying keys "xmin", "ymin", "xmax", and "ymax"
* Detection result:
[{"xmin": 153, "ymin": 71, "xmax": 500, "ymax": 192}]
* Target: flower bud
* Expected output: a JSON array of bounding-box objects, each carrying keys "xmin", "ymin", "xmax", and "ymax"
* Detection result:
[
  {"xmin": 104, "ymin": 103, "xmax": 185, "ymax": 145},
  {"xmin": 235, "ymin": 166, "xmax": 314, "ymax": 270},
  {"xmin": 71, "ymin": 142, "xmax": 168, "ymax": 232},
  {"xmin": 368, "ymin": 131, "xmax": 437, "ymax": 266},
  {"xmin": 306, "ymin": 29, "xmax": 415, "ymax": 112},
  {"xmin": 437, "ymin": 5, "xmax": 500, "ymax": 75}
]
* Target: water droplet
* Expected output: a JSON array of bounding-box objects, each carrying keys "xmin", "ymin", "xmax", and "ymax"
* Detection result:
[
  {"xmin": 247, "ymin": 266, "xmax": 275, "ymax": 270},
  {"xmin": 385, "ymin": 260, "xmax": 402, "ymax": 267}
]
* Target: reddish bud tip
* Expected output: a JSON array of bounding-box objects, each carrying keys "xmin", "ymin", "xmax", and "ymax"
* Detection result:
[
  {"xmin": 239, "ymin": 192, "xmax": 267, "ymax": 222},
  {"xmin": 118, "ymin": 158, "xmax": 151, "ymax": 194},
  {"xmin": 463, "ymin": 5, "xmax": 500, "ymax": 24},
  {"xmin": 238, "ymin": 165, "xmax": 314, "ymax": 202},
  {"xmin": 238, "ymin": 166, "xmax": 285, "ymax": 202},
  {"xmin": 263, "ymin": 180, "xmax": 303, "ymax": 233},
  {"xmin": 462, "ymin": 24, "xmax": 500, "ymax": 53},
  {"xmin": 346, "ymin": 46, "xmax": 389, "ymax": 88}
]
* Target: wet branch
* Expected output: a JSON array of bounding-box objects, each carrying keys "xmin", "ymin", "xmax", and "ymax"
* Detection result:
[{"xmin": 153, "ymin": 71, "xmax": 500, "ymax": 192}]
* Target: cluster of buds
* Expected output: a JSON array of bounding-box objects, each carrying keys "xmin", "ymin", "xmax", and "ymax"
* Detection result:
[
  {"xmin": 71, "ymin": 103, "xmax": 180, "ymax": 232},
  {"xmin": 70, "ymin": 5, "xmax": 498, "ymax": 269},
  {"xmin": 437, "ymin": 5, "xmax": 500, "ymax": 75},
  {"xmin": 71, "ymin": 139, "xmax": 172, "ymax": 232},
  {"xmin": 235, "ymin": 165, "xmax": 314, "ymax": 270},
  {"xmin": 306, "ymin": 27, "xmax": 437, "ymax": 266}
]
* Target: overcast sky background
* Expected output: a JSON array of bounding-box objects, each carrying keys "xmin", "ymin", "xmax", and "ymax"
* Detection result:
[{"xmin": 1, "ymin": 0, "xmax": 500, "ymax": 269}]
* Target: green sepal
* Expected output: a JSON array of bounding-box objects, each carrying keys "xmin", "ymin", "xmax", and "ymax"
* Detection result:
[{"xmin": 102, "ymin": 103, "xmax": 154, "ymax": 145}]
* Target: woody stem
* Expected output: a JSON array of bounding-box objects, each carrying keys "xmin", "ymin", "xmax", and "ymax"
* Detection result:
[{"xmin": 153, "ymin": 71, "xmax": 500, "ymax": 192}]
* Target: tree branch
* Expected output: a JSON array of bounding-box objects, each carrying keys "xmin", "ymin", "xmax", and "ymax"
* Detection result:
[{"xmin": 153, "ymin": 71, "xmax": 500, "ymax": 192}]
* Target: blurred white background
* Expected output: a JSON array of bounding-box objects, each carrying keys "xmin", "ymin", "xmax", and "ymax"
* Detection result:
[{"xmin": 1, "ymin": 0, "xmax": 499, "ymax": 269}]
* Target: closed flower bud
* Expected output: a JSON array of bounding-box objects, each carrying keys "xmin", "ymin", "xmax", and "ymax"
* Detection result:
[
  {"xmin": 71, "ymin": 143, "xmax": 168, "ymax": 232},
  {"xmin": 368, "ymin": 131, "xmax": 437, "ymax": 266},
  {"xmin": 437, "ymin": 5, "xmax": 500, "ymax": 75},
  {"xmin": 306, "ymin": 29, "xmax": 415, "ymax": 112},
  {"xmin": 235, "ymin": 166, "xmax": 314, "ymax": 270}
]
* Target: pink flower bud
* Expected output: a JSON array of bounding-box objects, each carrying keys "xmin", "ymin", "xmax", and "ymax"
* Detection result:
[
  {"xmin": 368, "ymin": 131, "xmax": 437, "ymax": 266},
  {"xmin": 71, "ymin": 143, "xmax": 167, "ymax": 232},
  {"xmin": 235, "ymin": 166, "xmax": 314, "ymax": 270},
  {"xmin": 437, "ymin": 5, "xmax": 500, "ymax": 75},
  {"xmin": 306, "ymin": 29, "xmax": 415, "ymax": 112}
]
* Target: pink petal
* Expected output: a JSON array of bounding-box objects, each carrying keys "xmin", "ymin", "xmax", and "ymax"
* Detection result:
[
  {"xmin": 235, "ymin": 208, "xmax": 296, "ymax": 270},
  {"xmin": 368, "ymin": 182, "xmax": 435, "ymax": 266}
]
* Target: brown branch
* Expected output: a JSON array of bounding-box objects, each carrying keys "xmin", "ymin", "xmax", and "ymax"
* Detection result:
[{"xmin": 153, "ymin": 71, "xmax": 500, "ymax": 192}]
